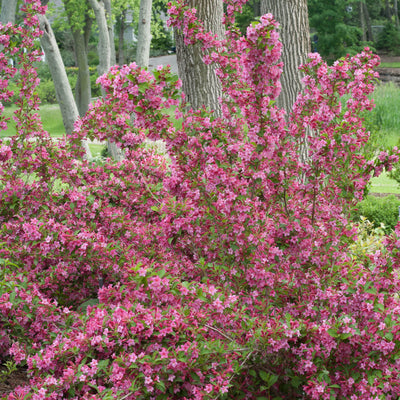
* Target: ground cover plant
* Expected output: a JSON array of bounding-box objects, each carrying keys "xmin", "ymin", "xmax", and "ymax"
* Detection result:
[{"xmin": 2, "ymin": 0, "xmax": 400, "ymax": 399}]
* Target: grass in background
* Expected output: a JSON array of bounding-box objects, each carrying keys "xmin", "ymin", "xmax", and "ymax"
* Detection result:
[
  {"xmin": 370, "ymin": 172, "xmax": 400, "ymax": 194},
  {"xmin": 380, "ymin": 62, "xmax": 400, "ymax": 68},
  {"xmin": 1, "ymin": 104, "xmax": 65, "ymax": 137},
  {"xmin": 368, "ymin": 82, "xmax": 400, "ymax": 194},
  {"xmin": 89, "ymin": 144, "xmax": 105, "ymax": 157},
  {"xmin": 372, "ymin": 83, "xmax": 400, "ymax": 141}
]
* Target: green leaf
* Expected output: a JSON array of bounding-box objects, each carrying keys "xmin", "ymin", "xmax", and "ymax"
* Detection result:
[
  {"xmin": 327, "ymin": 328, "xmax": 338, "ymax": 338},
  {"xmin": 385, "ymin": 332, "xmax": 394, "ymax": 341},
  {"xmin": 259, "ymin": 370, "xmax": 270, "ymax": 382}
]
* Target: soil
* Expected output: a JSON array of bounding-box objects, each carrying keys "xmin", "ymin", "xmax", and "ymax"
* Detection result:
[{"xmin": 0, "ymin": 365, "xmax": 28, "ymax": 396}]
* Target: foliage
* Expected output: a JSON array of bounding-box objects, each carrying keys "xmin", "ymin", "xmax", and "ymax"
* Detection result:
[
  {"xmin": 349, "ymin": 216, "xmax": 386, "ymax": 261},
  {"xmin": 150, "ymin": 0, "xmax": 174, "ymax": 56},
  {"xmin": 36, "ymin": 79, "xmax": 58, "ymax": 104},
  {"xmin": 1, "ymin": 1, "xmax": 400, "ymax": 399},
  {"xmin": 352, "ymin": 195, "xmax": 400, "ymax": 233},
  {"xmin": 376, "ymin": 22, "xmax": 400, "ymax": 55},
  {"xmin": 308, "ymin": 0, "xmax": 370, "ymax": 60}
]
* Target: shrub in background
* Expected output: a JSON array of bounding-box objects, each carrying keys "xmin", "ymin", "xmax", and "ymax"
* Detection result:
[
  {"xmin": 352, "ymin": 194, "xmax": 400, "ymax": 232},
  {"xmin": 376, "ymin": 22, "xmax": 400, "ymax": 55},
  {"xmin": 36, "ymin": 79, "xmax": 58, "ymax": 104}
]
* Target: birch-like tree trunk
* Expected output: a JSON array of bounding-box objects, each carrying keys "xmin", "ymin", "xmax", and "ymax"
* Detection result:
[
  {"xmin": 89, "ymin": 0, "xmax": 111, "ymax": 76},
  {"xmin": 38, "ymin": 14, "xmax": 91, "ymax": 158},
  {"xmin": 260, "ymin": 0, "xmax": 310, "ymax": 115},
  {"xmin": 0, "ymin": 0, "xmax": 18, "ymax": 25},
  {"xmin": 89, "ymin": 0, "xmax": 123, "ymax": 160},
  {"xmin": 136, "ymin": 0, "xmax": 152, "ymax": 67},
  {"xmin": 175, "ymin": 0, "xmax": 224, "ymax": 115}
]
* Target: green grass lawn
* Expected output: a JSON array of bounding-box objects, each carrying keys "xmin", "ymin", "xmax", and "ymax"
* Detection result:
[
  {"xmin": 380, "ymin": 62, "xmax": 400, "ymax": 68},
  {"xmin": 2, "ymin": 104, "xmax": 106, "ymax": 158},
  {"xmin": 1, "ymin": 104, "xmax": 66, "ymax": 137},
  {"xmin": 370, "ymin": 171, "xmax": 400, "ymax": 194}
]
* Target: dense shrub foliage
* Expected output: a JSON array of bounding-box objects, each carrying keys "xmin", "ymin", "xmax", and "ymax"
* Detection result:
[
  {"xmin": 1, "ymin": 1, "xmax": 400, "ymax": 399},
  {"xmin": 352, "ymin": 195, "xmax": 400, "ymax": 233}
]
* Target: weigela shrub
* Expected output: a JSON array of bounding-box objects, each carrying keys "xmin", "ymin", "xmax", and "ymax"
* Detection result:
[{"xmin": 1, "ymin": 0, "xmax": 400, "ymax": 399}]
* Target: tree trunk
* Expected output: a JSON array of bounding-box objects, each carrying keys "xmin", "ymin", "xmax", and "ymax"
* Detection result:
[
  {"xmin": 252, "ymin": 0, "xmax": 261, "ymax": 17},
  {"xmin": 118, "ymin": 11, "xmax": 126, "ymax": 65},
  {"xmin": 260, "ymin": 0, "xmax": 310, "ymax": 115},
  {"xmin": 363, "ymin": 1, "xmax": 373, "ymax": 41},
  {"xmin": 385, "ymin": 0, "xmax": 391, "ymax": 20},
  {"xmin": 175, "ymin": 0, "xmax": 224, "ymax": 115},
  {"xmin": 395, "ymin": 0, "xmax": 399, "ymax": 29},
  {"xmin": 89, "ymin": 0, "xmax": 123, "ymax": 160},
  {"xmin": 89, "ymin": 0, "xmax": 111, "ymax": 76},
  {"xmin": 360, "ymin": 1, "xmax": 367, "ymax": 41},
  {"xmin": 103, "ymin": 0, "xmax": 116, "ymax": 65},
  {"xmin": 72, "ymin": 29, "xmax": 91, "ymax": 117},
  {"xmin": 0, "ymin": 0, "xmax": 18, "ymax": 24},
  {"xmin": 38, "ymin": 14, "xmax": 91, "ymax": 158},
  {"xmin": 136, "ymin": 0, "xmax": 152, "ymax": 67}
]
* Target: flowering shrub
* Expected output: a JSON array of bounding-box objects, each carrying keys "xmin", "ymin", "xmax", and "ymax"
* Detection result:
[{"xmin": 2, "ymin": 0, "xmax": 400, "ymax": 399}]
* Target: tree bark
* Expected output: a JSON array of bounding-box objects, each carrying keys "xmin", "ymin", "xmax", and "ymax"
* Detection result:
[
  {"xmin": 0, "ymin": 0, "xmax": 18, "ymax": 25},
  {"xmin": 89, "ymin": 0, "xmax": 123, "ymax": 160},
  {"xmin": 260, "ymin": 0, "xmax": 310, "ymax": 115},
  {"xmin": 118, "ymin": 10, "xmax": 126, "ymax": 65},
  {"xmin": 360, "ymin": 1, "xmax": 367, "ymax": 41},
  {"xmin": 385, "ymin": 0, "xmax": 391, "ymax": 20},
  {"xmin": 71, "ymin": 28, "xmax": 91, "ymax": 117},
  {"xmin": 363, "ymin": 2, "xmax": 373, "ymax": 41},
  {"xmin": 103, "ymin": 0, "xmax": 116, "ymax": 65},
  {"xmin": 38, "ymin": 14, "xmax": 91, "ymax": 158},
  {"xmin": 136, "ymin": 0, "xmax": 152, "ymax": 67},
  {"xmin": 252, "ymin": 0, "xmax": 261, "ymax": 17},
  {"xmin": 175, "ymin": 0, "xmax": 224, "ymax": 115},
  {"xmin": 89, "ymin": 0, "xmax": 111, "ymax": 76},
  {"xmin": 395, "ymin": 0, "xmax": 399, "ymax": 29}
]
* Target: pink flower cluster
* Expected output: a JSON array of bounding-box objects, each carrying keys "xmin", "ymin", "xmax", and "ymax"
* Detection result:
[{"xmin": 1, "ymin": 0, "xmax": 400, "ymax": 399}]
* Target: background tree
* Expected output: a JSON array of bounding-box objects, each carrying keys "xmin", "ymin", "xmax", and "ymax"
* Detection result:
[
  {"xmin": 0, "ymin": 0, "xmax": 18, "ymax": 25},
  {"xmin": 175, "ymin": 0, "xmax": 224, "ymax": 114},
  {"xmin": 62, "ymin": 0, "xmax": 93, "ymax": 116},
  {"xmin": 112, "ymin": 0, "xmax": 139, "ymax": 65},
  {"xmin": 136, "ymin": 0, "xmax": 153, "ymax": 67},
  {"xmin": 308, "ymin": 0, "xmax": 364, "ymax": 60},
  {"xmin": 261, "ymin": 0, "xmax": 310, "ymax": 114}
]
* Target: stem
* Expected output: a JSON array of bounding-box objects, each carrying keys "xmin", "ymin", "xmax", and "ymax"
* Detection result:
[{"xmin": 205, "ymin": 324, "xmax": 234, "ymax": 342}]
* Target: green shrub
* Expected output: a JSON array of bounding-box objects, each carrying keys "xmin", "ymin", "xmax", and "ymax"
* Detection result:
[
  {"xmin": 352, "ymin": 194, "xmax": 400, "ymax": 233},
  {"xmin": 349, "ymin": 216, "xmax": 386, "ymax": 263},
  {"xmin": 376, "ymin": 22, "xmax": 400, "ymax": 55},
  {"xmin": 36, "ymin": 79, "xmax": 57, "ymax": 104}
]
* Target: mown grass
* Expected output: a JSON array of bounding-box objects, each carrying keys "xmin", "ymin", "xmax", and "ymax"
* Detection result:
[
  {"xmin": 1, "ymin": 104, "xmax": 65, "ymax": 137},
  {"xmin": 1, "ymin": 104, "xmax": 105, "ymax": 157},
  {"xmin": 370, "ymin": 172, "xmax": 400, "ymax": 194},
  {"xmin": 380, "ymin": 62, "xmax": 400, "ymax": 68},
  {"xmin": 368, "ymin": 82, "xmax": 400, "ymax": 194}
]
